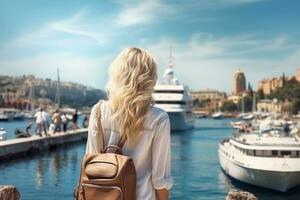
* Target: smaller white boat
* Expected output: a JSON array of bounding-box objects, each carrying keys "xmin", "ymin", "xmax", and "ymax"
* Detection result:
[
  {"xmin": 230, "ymin": 121, "xmax": 248, "ymax": 130},
  {"xmin": 23, "ymin": 112, "xmax": 35, "ymax": 119},
  {"xmin": 0, "ymin": 112, "xmax": 9, "ymax": 121},
  {"xmin": 14, "ymin": 111, "xmax": 24, "ymax": 120},
  {"xmin": 242, "ymin": 114, "xmax": 254, "ymax": 120},
  {"xmin": 0, "ymin": 128, "xmax": 7, "ymax": 141},
  {"xmin": 220, "ymin": 116, "xmax": 300, "ymax": 192},
  {"xmin": 0, "ymin": 109, "xmax": 14, "ymax": 121},
  {"xmin": 219, "ymin": 133, "xmax": 300, "ymax": 192},
  {"xmin": 212, "ymin": 112, "xmax": 224, "ymax": 119}
]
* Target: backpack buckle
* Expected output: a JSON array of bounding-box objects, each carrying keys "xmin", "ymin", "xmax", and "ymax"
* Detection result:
[{"xmin": 104, "ymin": 145, "xmax": 123, "ymax": 154}]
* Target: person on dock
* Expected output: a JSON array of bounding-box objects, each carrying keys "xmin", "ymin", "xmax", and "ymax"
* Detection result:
[
  {"xmin": 61, "ymin": 112, "xmax": 68, "ymax": 132},
  {"xmin": 82, "ymin": 115, "xmax": 88, "ymax": 128},
  {"xmin": 42, "ymin": 109, "xmax": 51, "ymax": 135},
  {"xmin": 283, "ymin": 117, "xmax": 290, "ymax": 136},
  {"xmin": 85, "ymin": 48, "xmax": 172, "ymax": 200},
  {"xmin": 34, "ymin": 108, "xmax": 47, "ymax": 137},
  {"xmin": 52, "ymin": 110, "xmax": 61, "ymax": 134},
  {"xmin": 71, "ymin": 110, "xmax": 78, "ymax": 130}
]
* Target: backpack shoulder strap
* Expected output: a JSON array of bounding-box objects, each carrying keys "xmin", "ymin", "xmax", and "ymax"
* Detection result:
[
  {"xmin": 118, "ymin": 138, "xmax": 126, "ymax": 149},
  {"xmin": 96, "ymin": 100, "xmax": 127, "ymax": 154},
  {"xmin": 94, "ymin": 101, "xmax": 105, "ymax": 153}
]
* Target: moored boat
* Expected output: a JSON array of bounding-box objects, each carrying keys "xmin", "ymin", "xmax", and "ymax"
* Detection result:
[
  {"xmin": 0, "ymin": 113, "xmax": 9, "ymax": 121},
  {"xmin": 212, "ymin": 112, "xmax": 224, "ymax": 119},
  {"xmin": 153, "ymin": 48, "xmax": 194, "ymax": 131},
  {"xmin": 219, "ymin": 132, "xmax": 300, "ymax": 192},
  {"xmin": 0, "ymin": 109, "xmax": 15, "ymax": 121}
]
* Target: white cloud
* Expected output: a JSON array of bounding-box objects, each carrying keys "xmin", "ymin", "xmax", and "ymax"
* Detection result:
[
  {"xmin": 116, "ymin": 0, "xmax": 174, "ymax": 26},
  {"xmin": 8, "ymin": 9, "xmax": 108, "ymax": 48},
  {"xmin": 143, "ymin": 34, "xmax": 300, "ymax": 93},
  {"xmin": 115, "ymin": 0, "xmax": 267, "ymax": 27}
]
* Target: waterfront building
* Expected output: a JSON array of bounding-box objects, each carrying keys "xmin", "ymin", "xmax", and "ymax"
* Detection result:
[
  {"xmin": 191, "ymin": 89, "xmax": 227, "ymax": 111},
  {"xmin": 227, "ymin": 95, "xmax": 242, "ymax": 104},
  {"xmin": 258, "ymin": 77, "xmax": 285, "ymax": 95},
  {"xmin": 232, "ymin": 69, "xmax": 246, "ymax": 95},
  {"xmin": 191, "ymin": 89, "xmax": 227, "ymax": 102},
  {"xmin": 257, "ymin": 68, "xmax": 300, "ymax": 95},
  {"xmin": 257, "ymin": 99, "xmax": 284, "ymax": 113}
]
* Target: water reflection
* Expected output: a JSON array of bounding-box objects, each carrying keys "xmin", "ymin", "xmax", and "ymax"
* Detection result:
[
  {"xmin": 171, "ymin": 130, "xmax": 193, "ymax": 199},
  {"xmin": 52, "ymin": 150, "xmax": 68, "ymax": 185},
  {"xmin": 35, "ymin": 159, "xmax": 44, "ymax": 189},
  {"xmin": 70, "ymin": 150, "xmax": 79, "ymax": 170},
  {"xmin": 24, "ymin": 144, "xmax": 84, "ymax": 196}
]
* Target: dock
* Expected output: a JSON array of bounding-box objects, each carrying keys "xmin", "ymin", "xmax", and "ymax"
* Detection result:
[{"xmin": 0, "ymin": 129, "xmax": 88, "ymax": 161}]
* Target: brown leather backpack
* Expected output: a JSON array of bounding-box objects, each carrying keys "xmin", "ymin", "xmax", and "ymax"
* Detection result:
[{"xmin": 74, "ymin": 102, "xmax": 136, "ymax": 200}]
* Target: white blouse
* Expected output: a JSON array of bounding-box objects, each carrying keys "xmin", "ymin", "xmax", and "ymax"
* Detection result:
[{"xmin": 85, "ymin": 100, "xmax": 173, "ymax": 200}]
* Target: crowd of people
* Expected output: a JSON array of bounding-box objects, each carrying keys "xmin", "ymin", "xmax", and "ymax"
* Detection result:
[{"xmin": 34, "ymin": 108, "xmax": 89, "ymax": 137}]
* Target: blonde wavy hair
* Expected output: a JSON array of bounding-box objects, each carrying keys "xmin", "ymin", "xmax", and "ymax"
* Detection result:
[{"xmin": 106, "ymin": 47, "xmax": 157, "ymax": 144}]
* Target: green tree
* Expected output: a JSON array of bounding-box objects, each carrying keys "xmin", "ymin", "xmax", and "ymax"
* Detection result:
[
  {"xmin": 243, "ymin": 96, "xmax": 253, "ymax": 112},
  {"xmin": 266, "ymin": 78, "xmax": 300, "ymax": 114},
  {"xmin": 289, "ymin": 99, "xmax": 300, "ymax": 114},
  {"xmin": 268, "ymin": 78, "xmax": 300, "ymax": 101},
  {"xmin": 257, "ymin": 89, "xmax": 264, "ymax": 100},
  {"xmin": 221, "ymin": 101, "xmax": 238, "ymax": 112}
]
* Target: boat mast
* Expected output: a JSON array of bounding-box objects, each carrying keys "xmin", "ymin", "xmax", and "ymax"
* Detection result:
[
  {"xmin": 252, "ymin": 93, "xmax": 256, "ymax": 113},
  {"xmin": 55, "ymin": 68, "xmax": 61, "ymax": 108},
  {"xmin": 30, "ymin": 83, "xmax": 35, "ymax": 112}
]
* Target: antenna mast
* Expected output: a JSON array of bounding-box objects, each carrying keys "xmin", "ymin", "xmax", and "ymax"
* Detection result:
[
  {"xmin": 168, "ymin": 45, "xmax": 174, "ymax": 68},
  {"xmin": 55, "ymin": 68, "xmax": 61, "ymax": 108}
]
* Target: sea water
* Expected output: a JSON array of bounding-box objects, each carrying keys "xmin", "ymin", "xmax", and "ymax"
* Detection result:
[{"xmin": 0, "ymin": 118, "xmax": 300, "ymax": 200}]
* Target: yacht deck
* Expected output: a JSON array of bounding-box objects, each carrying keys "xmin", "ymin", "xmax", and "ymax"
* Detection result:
[{"xmin": 232, "ymin": 133, "xmax": 300, "ymax": 148}]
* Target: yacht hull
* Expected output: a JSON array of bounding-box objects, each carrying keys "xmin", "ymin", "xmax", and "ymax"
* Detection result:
[
  {"xmin": 219, "ymin": 150, "xmax": 300, "ymax": 192},
  {"xmin": 167, "ymin": 111, "xmax": 194, "ymax": 131}
]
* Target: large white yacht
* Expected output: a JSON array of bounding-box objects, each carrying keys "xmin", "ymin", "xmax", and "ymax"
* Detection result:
[
  {"xmin": 219, "ymin": 132, "xmax": 300, "ymax": 192},
  {"xmin": 152, "ymin": 49, "xmax": 194, "ymax": 131}
]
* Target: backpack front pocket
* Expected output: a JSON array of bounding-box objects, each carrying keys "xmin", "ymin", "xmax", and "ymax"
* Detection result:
[{"xmin": 82, "ymin": 183, "xmax": 123, "ymax": 200}]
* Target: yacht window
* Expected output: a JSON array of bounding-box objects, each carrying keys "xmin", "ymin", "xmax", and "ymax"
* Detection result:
[
  {"xmin": 155, "ymin": 101, "xmax": 186, "ymax": 105},
  {"xmin": 272, "ymin": 150, "xmax": 278, "ymax": 156},
  {"xmin": 281, "ymin": 151, "xmax": 291, "ymax": 156},
  {"xmin": 154, "ymin": 90, "xmax": 184, "ymax": 94},
  {"xmin": 256, "ymin": 150, "xmax": 263, "ymax": 157},
  {"xmin": 291, "ymin": 151, "xmax": 297, "ymax": 158},
  {"xmin": 247, "ymin": 150, "xmax": 254, "ymax": 156},
  {"xmin": 263, "ymin": 150, "xmax": 272, "ymax": 157}
]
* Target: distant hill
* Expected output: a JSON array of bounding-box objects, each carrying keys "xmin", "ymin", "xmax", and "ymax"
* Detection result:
[{"xmin": 0, "ymin": 75, "xmax": 107, "ymax": 109}]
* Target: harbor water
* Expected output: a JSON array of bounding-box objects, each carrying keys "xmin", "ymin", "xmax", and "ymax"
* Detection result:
[{"xmin": 1, "ymin": 118, "xmax": 300, "ymax": 200}]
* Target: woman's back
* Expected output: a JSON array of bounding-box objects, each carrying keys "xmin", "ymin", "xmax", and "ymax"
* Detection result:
[{"xmin": 86, "ymin": 100, "xmax": 173, "ymax": 200}]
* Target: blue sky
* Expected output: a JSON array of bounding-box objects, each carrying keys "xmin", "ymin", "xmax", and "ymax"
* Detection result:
[{"xmin": 0, "ymin": 0, "xmax": 300, "ymax": 93}]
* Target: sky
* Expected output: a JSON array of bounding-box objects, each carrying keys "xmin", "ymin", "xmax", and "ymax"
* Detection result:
[{"xmin": 0, "ymin": 0, "xmax": 300, "ymax": 93}]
